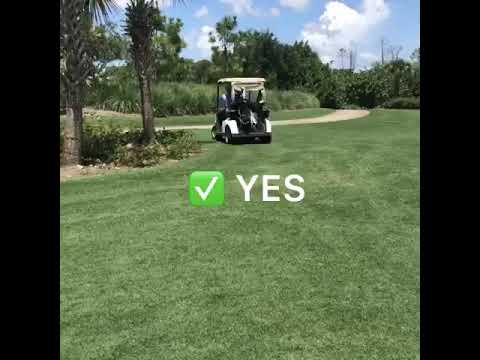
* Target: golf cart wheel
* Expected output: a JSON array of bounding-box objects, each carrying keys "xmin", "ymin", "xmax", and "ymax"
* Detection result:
[
  {"xmin": 211, "ymin": 126, "xmax": 216, "ymax": 140},
  {"xmin": 225, "ymin": 126, "xmax": 235, "ymax": 144},
  {"xmin": 262, "ymin": 135, "xmax": 272, "ymax": 144},
  {"xmin": 211, "ymin": 125, "xmax": 222, "ymax": 142}
]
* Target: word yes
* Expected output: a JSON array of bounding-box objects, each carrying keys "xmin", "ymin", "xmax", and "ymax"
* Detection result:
[{"xmin": 236, "ymin": 175, "xmax": 305, "ymax": 202}]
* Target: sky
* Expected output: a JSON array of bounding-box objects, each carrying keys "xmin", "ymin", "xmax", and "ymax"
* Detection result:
[{"xmin": 113, "ymin": 0, "xmax": 420, "ymax": 69}]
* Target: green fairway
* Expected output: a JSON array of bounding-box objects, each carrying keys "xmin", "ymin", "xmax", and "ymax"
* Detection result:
[
  {"xmin": 61, "ymin": 108, "xmax": 334, "ymax": 129},
  {"xmin": 61, "ymin": 109, "xmax": 419, "ymax": 359}
]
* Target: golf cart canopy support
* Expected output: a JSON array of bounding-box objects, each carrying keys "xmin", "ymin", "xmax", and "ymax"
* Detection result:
[{"xmin": 218, "ymin": 78, "xmax": 266, "ymax": 91}]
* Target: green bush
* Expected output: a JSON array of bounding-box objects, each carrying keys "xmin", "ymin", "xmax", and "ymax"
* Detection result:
[
  {"xmin": 89, "ymin": 80, "xmax": 320, "ymax": 116},
  {"xmin": 381, "ymin": 97, "xmax": 420, "ymax": 109},
  {"xmin": 86, "ymin": 66, "xmax": 139, "ymax": 112},
  {"xmin": 151, "ymin": 82, "xmax": 217, "ymax": 116},
  {"xmin": 266, "ymin": 94, "xmax": 282, "ymax": 111},
  {"xmin": 115, "ymin": 143, "xmax": 168, "ymax": 167},
  {"xmin": 60, "ymin": 122, "xmax": 200, "ymax": 167},
  {"xmin": 161, "ymin": 130, "xmax": 201, "ymax": 159},
  {"xmin": 101, "ymin": 85, "xmax": 140, "ymax": 113},
  {"xmin": 273, "ymin": 90, "xmax": 320, "ymax": 110},
  {"xmin": 81, "ymin": 123, "xmax": 139, "ymax": 164},
  {"xmin": 317, "ymin": 72, "xmax": 349, "ymax": 109},
  {"xmin": 115, "ymin": 130, "xmax": 200, "ymax": 167},
  {"xmin": 316, "ymin": 61, "xmax": 420, "ymax": 109}
]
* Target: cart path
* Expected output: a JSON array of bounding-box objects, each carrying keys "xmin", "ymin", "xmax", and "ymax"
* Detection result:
[
  {"xmin": 61, "ymin": 110, "xmax": 370, "ymax": 182},
  {"xmin": 155, "ymin": 109, "xmax": 370, "ymax": 131}
]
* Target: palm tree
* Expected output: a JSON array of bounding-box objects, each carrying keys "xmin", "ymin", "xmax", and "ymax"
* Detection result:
[
  {"xmin": 61, "ymin": 0, "xmax": 187, "ymax": 161},
  {"xmin": 124, "ymin": 0, "xmax": 161, "ymax": 144},
  {"xmin": 60, "ymin": 0, "xmax": 118, "ymax": 165},
  {"xmin": 124, "ymin": 0, "xmax": 187, "ymax": 145}
]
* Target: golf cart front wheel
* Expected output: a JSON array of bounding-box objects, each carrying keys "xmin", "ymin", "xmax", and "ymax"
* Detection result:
[
  {"xmin": 211, "ymin": 126, "xmax": 222, "ymax": 142},
  {"xmin": 262, "ymin": 135, "xmax": 272, "ymax": 144},
  {"xmin": 225, "ymin": 127, "xmax": 234, "ymax": 144}
]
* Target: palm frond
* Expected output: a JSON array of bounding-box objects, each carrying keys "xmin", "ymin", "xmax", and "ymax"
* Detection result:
[{"xmin": 87, "ymin": 0, "xmax": 120, "ymax": 23}]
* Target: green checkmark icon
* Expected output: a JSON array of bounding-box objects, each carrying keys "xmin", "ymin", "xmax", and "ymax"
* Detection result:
[{"xmin": 189, "ymin": 171, "xmax": 224, "ymax": 207}]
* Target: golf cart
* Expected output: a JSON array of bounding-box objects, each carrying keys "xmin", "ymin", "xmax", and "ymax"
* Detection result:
[{"xmin": 211, "ymin": 78, "xmax": 272, "ymax": 144}]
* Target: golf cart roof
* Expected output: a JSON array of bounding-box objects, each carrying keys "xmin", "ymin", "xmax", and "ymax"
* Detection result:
[
  {"xmin": 218, "ymin": 77, "xmax": 266, "ymax": 84},
  {"xmin": 218, "ymin": 78, "xmax": 266, "ymax": 91}
]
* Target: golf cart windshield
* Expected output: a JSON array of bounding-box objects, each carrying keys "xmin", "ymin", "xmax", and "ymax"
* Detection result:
[
  {"xmin": 231, "ymin": 83, "xmax": 264, "ymax": 92},
  {"xmin": 217, "ymin": 78, "xmax": 266, "ymax": 110},
  {"xmin": 218, "ymin": 78, "xmax": 265, "ymax": 92}
]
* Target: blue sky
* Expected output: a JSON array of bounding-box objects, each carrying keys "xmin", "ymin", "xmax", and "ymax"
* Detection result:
[{"xmin": 113, "ymin": 0, "xmax": 419, "ymax": 69}]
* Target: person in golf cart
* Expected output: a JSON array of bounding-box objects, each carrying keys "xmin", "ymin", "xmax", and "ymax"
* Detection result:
[
  {"xmin": 253, "ymin": 89, "xmax": 265, "ymax": 113},
  {"xmin": 218, "ymin": 84, "xmax": 264, "ymax": 114},
  {"xmin": 217, "ymin": 84, "xmax": 249, "ymax": 126},
  {"xmin": 219, "ymin": 83, "xmax": 232, "ymax": 112}
]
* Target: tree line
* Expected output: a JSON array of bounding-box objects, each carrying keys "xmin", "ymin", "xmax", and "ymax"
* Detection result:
[
  {"xmin": 83, "ymin": 13, "xmax": 420, "ymax": 105},
  {"xmin": 61, "ymin": 1, "xmax": 420, "ymax": 165}
]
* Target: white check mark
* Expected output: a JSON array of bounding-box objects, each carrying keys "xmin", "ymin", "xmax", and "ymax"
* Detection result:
[{"xmin": 195, "ymin": 176, "xmax": 218, "ymax": 201}]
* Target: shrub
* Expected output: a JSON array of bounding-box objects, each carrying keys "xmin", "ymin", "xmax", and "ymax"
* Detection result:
[
  {"xmin": 115, "ymin": 130, "xmax": 200, "ymax": 167},
  {"xmin": 317, "ymin": 72, "xmax": 348, "ymax": 109},
  {"xmin": 160, "ymin": 130, "xmax": 201, "ymax": 159},
  {"xmin": 316, "ymin": 62, "xmax": 420, "ymax": 109},
  {"xmin": 266, "ymin": 94, "xmax": 282, "ymax": 111},
  {"xmin": 89, "ymin": 80, "xmax": 319, "ymax": 116},
  {"xmin": 59, "ymin": 121, "xmax": 200, "ymax": 167},
  {"xmin": 86, "ymin": 65, "xmax": 139, "ymax": 111},
  {"xmin": 274, "ymin": 90, "xmax": 320, "ymax": 110},
  {"xmin": 381, "ymin": 97, "xmax": 420, "ymax": 109},
  {"xmin": 81, "ymin": 122, "xmax": 139, "ymax": 164},
  {"xmin": 151, "ymin": 82, "xmax": 217, "ymax": 116},
  {"xmin": 101, "ymin": 85, "xmax": 140, "ymax": 113},
  {"xmin": 115, "ymin": 143, "xmax": 168, "ymax": 167}
]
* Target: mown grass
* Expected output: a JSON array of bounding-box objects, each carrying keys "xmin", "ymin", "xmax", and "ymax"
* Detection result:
[
  {"xmin": 61, "ymin": 109, "xmax": 419, "ymax": 360},
  {"xmin": 60, "ymin": 107, "xmax": 334, "ymax": 129}
]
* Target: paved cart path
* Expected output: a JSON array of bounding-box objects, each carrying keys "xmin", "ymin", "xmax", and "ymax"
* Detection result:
[{"xmin": 156, "ymin": 109, "xmax": 370, "ymax": 131}]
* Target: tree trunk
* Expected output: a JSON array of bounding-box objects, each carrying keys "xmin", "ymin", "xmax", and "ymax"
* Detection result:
[
  {"xmin": 393, "ymin": 71, "xmax": 400, "ymax": 98},
  {"xmin": 381, "ymin": 39, "xmax": 385, "ymax": 65},
  {"xmin": 224, "ymin": 46, "xmax": 228, "ymax": 75},
  {"xmin": 62, "ymin": 76, "xmax": 86, "ymax": 165},
  {"xmin": 60, "ymin": 0, "xmax": 91, "ymax": 165},
  {"xmin": 63, "ymin": 100, "xmax": 83, "ymax": 165},
  {"xmin": 139, "ymin": 74, "xmax": 156, "ymax": 144}
]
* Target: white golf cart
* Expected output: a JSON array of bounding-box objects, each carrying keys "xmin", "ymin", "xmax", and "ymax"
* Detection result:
[{"xmin": 211, "ymin": 78, "xmax": 272, "ymax": 144}]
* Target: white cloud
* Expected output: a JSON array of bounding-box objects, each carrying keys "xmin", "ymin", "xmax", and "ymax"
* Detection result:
[
  {"xmin": 220, "ymin": 0, "xmax": 260, "ymax": 16},
  {"xmin": 301, "ymin": 0, "xmax": 390, "ymax": 65},
  {"xmin": 116, "ymin": 0, "xmax": 173, "ymax": 9},
  {"xmin": 115, "ymin": 0, "xmax": 129, "ymax": 8},
  {"xmin": 359, "ymin": 52, "xmax": 379, "ymax": 64},
  {"xmin": 196, "ymin": 26, "xmax": 216, "ymax": 58},
  {"xmin": 270, "ymin": 7, "xmax": 281, "ymax": 17},
  {"xmin": 194, "ymin": 5, "xmax": 209, "ymax": 18},
  {"xmin": 183, "ymin": 25, "xmax": 220, "ymax": 59},
  {"xmin": 280, "ymin": 0, "xmax": 310, "ymax": 11}
]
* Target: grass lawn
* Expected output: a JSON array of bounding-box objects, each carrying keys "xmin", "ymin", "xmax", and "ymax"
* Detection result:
[
  {"xmin": 60, "ymin": 109, "xmax": 419, "ymax": 359},
  {"xmin": 60, "ymin": 108, "xmax": 334, "ymax": 129}
]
